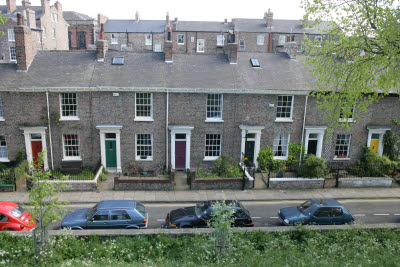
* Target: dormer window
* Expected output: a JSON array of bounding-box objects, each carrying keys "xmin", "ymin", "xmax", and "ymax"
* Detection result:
[
  {"xmin": 250, "ymin": 59, "xmax": 260, "ymax": 68},
  {"xmin": 112, "ymin": 57, "xmax": 124, "ymax": 65}
]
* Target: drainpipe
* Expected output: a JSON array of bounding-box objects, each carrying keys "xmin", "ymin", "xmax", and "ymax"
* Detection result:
[
  {"xmin": 166, "ymin": 89, "xmax": 169, "ymax": 171},
  {"xmin": 299, "ymin": 94, "xmax": 308, "ymax": 164},
  {"xmin": 46, "ymin": 91, "xmax": 54, "ymax": 169}
]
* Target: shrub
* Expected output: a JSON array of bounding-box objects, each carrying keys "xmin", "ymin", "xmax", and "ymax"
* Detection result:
[
  {"xmin": 287, "ymin": 142, "xmax": 305, "ymax": 167},
  {"xmin": 383, "ymin": 130, "xmax": 400, "ymax": 161},
  {"xmin": 14, "ymin": 160, "xmax": 29, "ymax": 180},
  {"xmin": 354, "ymin": 146, "xmax": 397, "ymax": 176},
  {"xmin": 195, "ymin": 168, "xmax": 219, "ymax": 179},
  {"xmin": 257, "ymin": 146, "xmax": 274, "ymax": 172},
  {"xmin": 298, "ymin": 154, "xmax": 326, "ymax": 178},
  {"xmin": 99, "ymin": 173, "xmax": 107, "ymax": 182},
  {"xmin": 15, "ymin": 149, "xmax": 26, "ymax": 163},
  {"xmin": 272, "ymin": 160, "xmax": 286, "ymax": 173},
  {"xmin": 213, "ymin": 154, "xmax": 234, "ymax": 176},
  {"xmin": 225, "ymin": 164, "xmax": 243, "ymax": 178}
]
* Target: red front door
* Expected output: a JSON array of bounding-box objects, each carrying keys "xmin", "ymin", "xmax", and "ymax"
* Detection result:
[
  {"xmin": 31, "ymin": 141, "xmax": 43, "ymax": 169},
  {"xmin": 175, "ymin": 141, "xmax": 186, "ymax": 169}
]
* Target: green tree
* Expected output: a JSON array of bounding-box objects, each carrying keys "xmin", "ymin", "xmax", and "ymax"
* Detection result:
[
  {"xmin": 27, "ymin": 151, "xmax": 69, "ymax": 264},
  {"xmin": 0, "ymin": 13, "xmax": 6, "ymax": 35},
  {"xmin": 301, "ymin": 0, "xmax": 400, "ymax": 130}
]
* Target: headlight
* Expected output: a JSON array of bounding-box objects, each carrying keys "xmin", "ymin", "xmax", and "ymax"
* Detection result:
[{"xmin": 284, "ymin": 219, "xmax": 289, "ymax": 224}]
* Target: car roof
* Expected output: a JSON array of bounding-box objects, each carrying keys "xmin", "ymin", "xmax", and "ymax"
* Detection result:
[
  {"xmin": 0, "ymin": 201, "xmax": 18, "ymax": 214},
  {"xmin": 97, "ymin": 200, "xmax": 137, "ymax": 210},
  {"xmin": 311, "ymin": 198, "xmax": 342, "ymax": 207}
]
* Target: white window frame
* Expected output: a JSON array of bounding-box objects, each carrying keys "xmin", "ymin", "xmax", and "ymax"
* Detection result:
[
  {"xmin": 276, "ymin": 95, "xmax": 294, "ymax": 122},
  {"xmin": 0, "ymin": 135, "xmax": 9, "ymax": 162},
  {"xmin": 177, "ymin": 34, "xmax": 185, "ymax": 45},
  {"xmin": 197, "ymin": 39, "xmax": 205, "ymax": 53},
  {"xmin": 339, "ymin": 106, "xmax": 355, "ymax": 123},
  {"xmin": 239, "ymin": 39, "xmax": 245, "ymax": 50},
  {"xmin": 52, "ymin": 28, "xmax": 56, "ymax": 40},
  {"xmin": 51, "ymin": 13, "xmax": 54, "ymax": 22},
  {"xmin": 9, "ymin": 46, "xmax": 16, "ymax": 62},
  {"xmin": 62, "ymin": 134, "xmax": 81, "ymax": 161},
  {"xmin": 273, "ymin": 134, "xmax": 290, "ymax": 160},
  {"xmin": 145, "ymin": 34, "xmax": 152, "ymax": 46},
  {"xmin": 135, "ymin": 134, "xmax": 153, "ymax": 161},
  {"xmin": 135, "ymin": 93, "xmax": 153, "ymax": 121},
  {"xmin": 55, "ymin": 14, "xmax": 58, "ymax": 23},
  {"xmin": 217, "ymin": 35, "xmax": 224, "ymax": 47},
  {"xmin": 43, "ymin": 27, "xmax": 46, "ymax": 39},
  {"xmin": 257, "ymin": 35, "xmax": 264, "ymax": 45},
  {"xmin": 334, "ymin": 134, "xmax": 351, "ymax": 160},
  {"xmin": 37, "ymin": 32, "xmax": 41, "ymax": 43},
  {"xmin": 278, "ymin": 35, "xmax": 286, "ymax": 45},
  {"xmin": 59, "ymin": 93, "xmax": 79, "ymax": 121},
  {"xmin": 8, "ymin": 29, "xmax": 15, "ymax": 42},
  {"xmin": 206, "ymin": 94, "xmax": 223, "ymax": 122},
  {"xmin": 111, "ymin": 34, "xmax": 118, "ymax": 44},
  {"xmin": 204, "ymin": 134, "xmax": 222, "ymax": 161},
  {"xmin": 0, "ymin": 96, "xmax": 3, "ymax": 121}
]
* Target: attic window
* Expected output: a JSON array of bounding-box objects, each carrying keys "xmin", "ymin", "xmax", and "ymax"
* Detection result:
[
  {"xmin": 250, "ymin": 58, "xmax": 260, "ymax": 68},
  {"xmin": 112, "ymin": 57, "xmax": 124, "ymax": 65}
]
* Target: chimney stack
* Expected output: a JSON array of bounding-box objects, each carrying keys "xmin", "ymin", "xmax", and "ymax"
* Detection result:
[
  {"xmin": 224, "ymin": 18, "xmax": 228, "ymax": 23},
  {"xmin": 41, "ymin": 0, "xmax": 50, "ymax": 15},
  {"xmin": 172, "ymin": 17, "xmax": 178, "ymax": 31},
  {"xmin": 164, "ymin": 27, "xmax": 173, "ymax": 63},
  {"xmin": 22, "ymin": 0, "xmax": 31, "ymax": 7},
  {"xmin": 265, "ymin": 9, "xmax": 273, "ymax": 27},
  {"xmin": 97, "ymin": 23, "xmax": 108, "ymax": 61},
  {"xmin": 15, "ymin": 13, "xmax": 38, "ymax": 71},
  {"xmin": 225, "ymin": 32, "xmax": 237, "ymax": 64},
  {"xmin": 135, "ymin": 11, "xmax": 140, "ymax": 22},
  {"xmin": 26, "ymin": 9, "xmax": 36, "ymax": 29},
  {"xmin": 166, "ymin": 12, "xmax": 170, "ymax": 26},
  {"xmin": 284, "ymin": 41, "xmax": 298, "ymax": 59},
  {"xmin": 231, "ymin": 18, "xmax": 235, "ymax": 27},
  {"xmin": 55, "ymin": 1, "xmax": 63, "ymax": 12},
  {"xmin": 6, "ymin": 0, "xmax": 16, "ymax": 13}
]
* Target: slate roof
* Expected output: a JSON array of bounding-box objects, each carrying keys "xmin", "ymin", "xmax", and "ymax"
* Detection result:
[
  {"xmin": 235, "ymin": 18, "xmax": 330, "ymax": 34},
  {"xmin": 104, "ymin": 20, "xmax": 165, "ymax": 33},
  {"xmin": 175, "ymin": 21, "xmax": 233, "ymax": 32},
  {"xmin": 0, "ymin": 5, "xmax": 42, "ymax": 19},
  {"xmin": 0, "ymin": 50, "xmax": 316, "ymax": 92},
  {"xmin": 63, "ymin": 11, "xmax": 94, "ymax": 22}
]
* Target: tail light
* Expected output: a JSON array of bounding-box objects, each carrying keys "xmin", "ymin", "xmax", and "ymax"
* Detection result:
[
  {"xmin": 20, "ymin": 225, "xmax": 24, "ymax": 230},
  {"xmin": 143, "ymin": 218, "xmax": 147, "ymax": 224}
]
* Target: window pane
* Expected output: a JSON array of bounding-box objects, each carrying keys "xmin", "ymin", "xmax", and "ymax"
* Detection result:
[
  {"xmin": 63, "ymin": 134, "xmax": 81, "ymax": 158},
  {"xmin": 136, "ymin": 93, "xmax": 152, "ymax": 118},
  {"xmin": 0, "ymin": 96, "xmax": 3, "ymax": 117},
  {"xmin": 205, "ymin": 134, "xmax": 221, "ymax": 157},
  {"xmin": 335, "ymin": 134, "xmax": 351, "ymax": 158},
  {"xmin": 276, "ymin": 96, "xmax": 293, "ymax": 118},
  {"xmin": 206, "ymin": 94, "xmax": 222, "ymax": 119},
  {"xmin": 273, "ymin": 134, "xmax": 289, "ymax": 157},
  {"xmin": 61, "ymin": 93, "xmax": 78, "ymax": 117},
  {"xmin": 0, "ymin": 135, "xmax": 7, "ymax": 159},
  {"xmin": 136, "ymin": 134, "xmax": 152, "ymax": 159},
  {"xmin": 111, "ymin": 210, "xmax": 131, "ymax": 220},
  {"xmin": 9, "ymin": 46, "xmax": 16, "ymax": 61}
]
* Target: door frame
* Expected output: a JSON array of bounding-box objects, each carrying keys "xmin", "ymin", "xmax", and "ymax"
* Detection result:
[
  {"xmin": 169, "ymin": 126, "xmax": 194, "ymax": 170},
  {"xmin": 21, "ymin": 127, "xmax": 49, "ymax": 170},
  {"xmin": 304, "ymin": 126, "xmax": 327, "ymax": 158},
  {"xmin": 367, "ymin": 127, "xmax": 390, "ymax": 156},
  {"xmin": 239, "ymin": 125, "xmax": 264, "ymax": 169},
  {"xmin": 96, "ymin": 125, "xmax": 123, "ymax": 173}
]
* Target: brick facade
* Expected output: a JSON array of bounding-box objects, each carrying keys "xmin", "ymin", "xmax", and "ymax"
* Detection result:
[
  {"xmin": 68, "ymin": 25, "xmax": 95, "ymax": 50},
  {"xmin": 105, "ymin": 32, "xmax": 164, "ymax": 52}
]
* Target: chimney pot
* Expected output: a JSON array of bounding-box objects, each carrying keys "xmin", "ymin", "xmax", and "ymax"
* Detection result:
[
  {"xmin": 100, "ymin": 23, "xmax": 105, "ymax": 40},
  {"xmin": 22, "ymin": 0, "xmax": 31, "ymax": 7},
  {"xmin": 265, "ymin": 9, "xmax": 273, "ymax": 27},
  {"xmin": 174, "ymin": 17, "xmax": 178, "ymax": 23},
  {"xmin": 6, "ymin": 0, "xmax": 17, "ymax": 13},
  {"xmin": 166, "ymin": 12, "xmax": 170, "ymax": 26},
  {"xmin": 17, "ymin": 13, "xmax": 23, "ymax": 26},
  {"xmin": 135, "ymin": 11, "xmax": 140, "ymax": 22},
  {"xmin": 224, "ymin": 18, "xmax": 227, "ymax": 23},
  {"xmin": 231, "ymin": 18, "xmax": 235, "ymax": 27}
]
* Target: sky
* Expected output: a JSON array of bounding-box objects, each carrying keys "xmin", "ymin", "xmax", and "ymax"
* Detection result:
[{"xmin": 1, "ymin": 0, "xmax": 305, "ymax": 21}]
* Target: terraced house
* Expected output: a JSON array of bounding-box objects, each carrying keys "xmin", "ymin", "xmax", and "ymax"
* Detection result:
[{"xmin": 0, "ymin": 10, "xmax": 398, "ymax": 175}]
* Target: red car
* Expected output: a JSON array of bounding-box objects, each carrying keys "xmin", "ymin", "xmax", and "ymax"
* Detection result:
[{"xmin": 0, "ymin": 201, "xmax": 36, "ymax": 231}]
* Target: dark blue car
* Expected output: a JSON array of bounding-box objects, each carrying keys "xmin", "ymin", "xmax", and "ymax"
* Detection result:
[
  {"xmin": 278, "ymin": 199, "xmax": 354, "ymax": 225},
  {"xmin": 61, "ymin": 200, "xmax": 148, "ymax": 229}
]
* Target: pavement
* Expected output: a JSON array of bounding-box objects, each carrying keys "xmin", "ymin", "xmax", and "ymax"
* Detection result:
[{"xmin": 2, "ymin": 173, "xmax": 400, "ymax": 204}]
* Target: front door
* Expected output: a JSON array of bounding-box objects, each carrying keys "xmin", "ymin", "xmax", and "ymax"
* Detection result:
[
  {"xmin": 244, "ymin": 140, "xmax": 255, "ymax": 167},
  {"xmin": 105, "ymin": 140, "xmax": 117, "ymax": 168},
  {"xmin": 31, "ymin": 133, "xmax": 43, "ymax": 169},
  {"xmin": 175, "ymin": 141, "xmax": 186, "ymax": 169},
  {"xmin": 370, "ymin": 134, "xmax": 380, "ymax": 153},
  {"xmin": 307, "ymin": 134, "xmax": 319, "ymax": 156},
  {"xmin": 77, "ymin": 31, "xmax": 86, "ymax": 49}
]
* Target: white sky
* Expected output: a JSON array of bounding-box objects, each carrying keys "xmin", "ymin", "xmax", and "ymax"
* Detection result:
[{"xmin": 1, "ymin": 0, "xmax": 305, "ymax": 21}]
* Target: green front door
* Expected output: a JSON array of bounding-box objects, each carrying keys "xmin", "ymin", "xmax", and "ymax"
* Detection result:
[{"xmin": 105, "ymin": 140, "xmax": 117, "ymax": 168}]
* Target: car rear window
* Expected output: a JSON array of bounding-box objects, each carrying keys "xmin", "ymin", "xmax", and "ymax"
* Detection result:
[
  {"xmin": 11, "ymin": 205, "xmax": 26, "ymax": 218},
  {"xmin": 136, "ymin": 202, "xmax": 146, "ymax": 217}
]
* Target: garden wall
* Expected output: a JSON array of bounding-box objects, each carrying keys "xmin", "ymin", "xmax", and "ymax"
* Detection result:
[
  {"xmin": 269, "ymin": 178, "xmax": 325, "ymax": 189},
  {"xmin": 338, "ymin": 177, "xmax": 393, "ymax": 188},
  {"xmin": 114, "ymin": 171, "xmax": 175, "ymax": 191}
]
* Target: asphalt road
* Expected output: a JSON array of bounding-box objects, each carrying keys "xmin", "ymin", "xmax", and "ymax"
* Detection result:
[{"xmin": 50, "ymin": 199, "xmax": 400, "ymax": 230}]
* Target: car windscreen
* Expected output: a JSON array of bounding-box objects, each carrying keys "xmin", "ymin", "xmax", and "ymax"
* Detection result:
[
  {"xmin": 297, "ymin": 200, "xmax": 312, "ymax": 214},
  {"xmin": 136, "ymin": 202, "xmax": 146, "ymax": 217},
  {"xmin": 85, "ymin": 204, "xmax": 98, "ymax": 219},
  {"xmin": 195, "ymin": 203, "xmax": 208, "ymax": 216},
  {"xmin": 11, "ymin": 205, "xmax": 26, "ymax": 218}
]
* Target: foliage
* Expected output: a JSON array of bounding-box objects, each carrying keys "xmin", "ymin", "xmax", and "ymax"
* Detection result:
[
  {"xmin": 298, "ymin": 154, "xmax": 327, "ymax": 178},
  {"xmin": 3, "ymin": 228, "xmax": 400, "ymax": 266},
  {"xmin": 195, "ymin": 168, "xmax": 219, "ymax": 179},
  {"xmin": 213, "ymin": 154, "xmax": 233, "ymax": 176},
  {"xmin": 352, "ymin": 146, "xmax": 397, "ymax": 176},
  {"xmin": 196, "ymin": 155, "xmax": 242, "ymax": 178},
  {"xmin": 0, "ymin": 162, "xmax": 8, "ymax": 170},
  {"xmin": 125, "ymin": 162, "xmax": 142, "ymax": 176},
  {"xmin": 0, "ymin": 168, "xmax": 13, "ymax": 184},
  {"xmin": 383, "ymin": 130, "xmax": 400, "ymax": 161},
  {"xmin": 207, "ymin": 197, "xmax": 236, "ymax": 260},
  {"xmin": 301, "ymin": 0, "xmax": 400, "ymax": 131},
  {"xmin": 27, "ymin": 151, "xmax": 69, "ymax": 264},
  {"xmin": 257, "ymin": 146, "xmax": 274, "ymax": 172},
  {"xmin": 15, "ymin": 149, "xmax": 26, "ymax": 163},
  {"xmin": 51, "ymin": 168, "xmax": 95, "ymax": 180},
  {"xmin": 0, "ymin": 13, "xmax": 6, "ymax": 35},
  {"xmin": 272, "ymin": 160, "xmax": 287, "ymax": 173},
  {"xmin": 14, "ymin": 160, "xmax": 29, "ymax": 181},
  {"xmin": 287, "ymin": 142, "xmax": 305, "ymax": 166},
  {"xmin": 99, "ymin": 173, "xmax": 107, "ymax": 182}
]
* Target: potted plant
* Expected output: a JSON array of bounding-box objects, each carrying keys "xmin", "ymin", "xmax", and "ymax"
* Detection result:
[{"xmin": 274, "ymin": 160, "xmax": 287, "ymax": 178}]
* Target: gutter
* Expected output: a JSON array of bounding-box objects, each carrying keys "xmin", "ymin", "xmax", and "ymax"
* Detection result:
[
  {"xmin": 299, "ymin": 95, "xmax": 308, "ymax": 163},
  {"xmin": 166, "ymin": 89, "xmax": 169, "ymax": 171},
  {"xmin": 46, "ymin": 91, "xmax": 54, "ymax": 169}
]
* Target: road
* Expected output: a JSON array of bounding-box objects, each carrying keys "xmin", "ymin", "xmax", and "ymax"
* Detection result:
[{"xmin": 50, "ymin": 199, "xmax": 400, "ymax": 230}]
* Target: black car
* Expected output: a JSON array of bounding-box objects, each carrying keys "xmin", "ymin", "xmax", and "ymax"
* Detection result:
[{"xmin": 166, "ymin": 200, "xmax": 254, "ymax": 228}]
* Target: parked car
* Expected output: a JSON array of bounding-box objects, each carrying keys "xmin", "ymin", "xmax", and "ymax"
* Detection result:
[
  {"xmin": 278, "ymin": 198, "xmax": 354, "ymax": 225},
  {"xmin": 0, "ymin": 201, "xmax": 36, "ymax": 231},
  {"xmin": 61, "ymin": 200, "xmax": 148, "ymax": 229},
  {"xmin": 166, "ymin": 200, "xmax": 254, "ymax": 228}
]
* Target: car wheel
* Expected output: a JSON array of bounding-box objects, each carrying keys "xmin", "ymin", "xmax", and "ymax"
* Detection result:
[{"xmin": 181, "ymin": 225, "xmax": 192, "ymax": 228}]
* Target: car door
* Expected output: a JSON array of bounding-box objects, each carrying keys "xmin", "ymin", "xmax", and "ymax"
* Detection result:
[
  {"xmin": 86, "ymin": 210, "xmax": 110, "ymax": 229},
  {"xmin": 110, "ymin": 210, "xmax": 132, "ymax": 229},
  {"xmin": 331, "ymin": 207, "xmax": 345, "ymax": 224},
  {"xmin": 311, "ymin": 207, "xmax": 332, "ymax": 225},
  {"xmin": 0, "ymin": 213, "xmax": 9, "ymax": 230},
  {"xmin": 233, "ymin": 209, "xmax": 248, "ymax": 227},
  {"xmin": 197, "ymin": 210, "xmax": 211, "ymax": 228}
]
